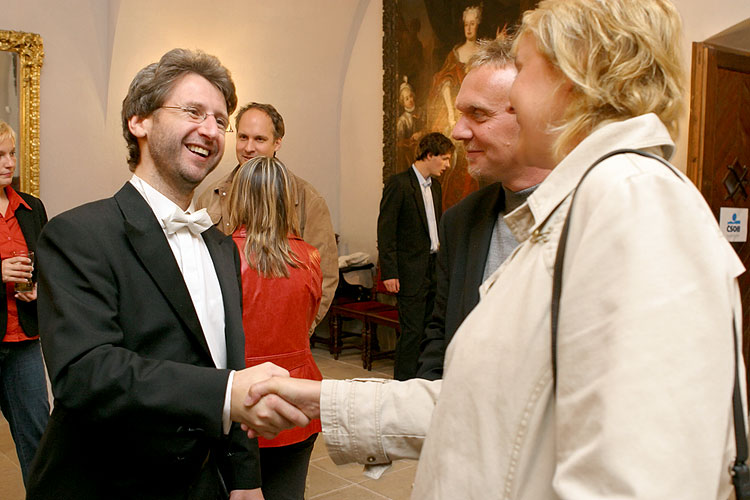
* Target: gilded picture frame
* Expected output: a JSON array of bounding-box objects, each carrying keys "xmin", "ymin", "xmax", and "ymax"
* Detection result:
[{"xmin": 0, "ymin": 30, "xmax": 44, "ymax": 197}]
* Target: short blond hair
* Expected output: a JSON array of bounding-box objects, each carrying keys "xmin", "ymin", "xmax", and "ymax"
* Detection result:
[
  {"xmin": 0, "ymin": 120, "xmax": 16, "ymax": 145},
  {"xmin": 516, "ymin": 0, "xmax": 684, "ymax": 159},
  {"xmin": 466, "ymin": 34, "xmax": 514, "ymax": 72}
]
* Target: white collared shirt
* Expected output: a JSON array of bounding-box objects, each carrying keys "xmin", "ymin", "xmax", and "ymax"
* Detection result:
[
  {"xmin": 130, "ymin": 175, "xmax": 234, "ymax": 433},
  {"xmin": 412, "ymin": 165, "xmax": 440, "ymax": 253}
]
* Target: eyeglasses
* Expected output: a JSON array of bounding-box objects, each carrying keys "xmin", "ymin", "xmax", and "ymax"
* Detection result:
[{"xmin": 160, "ymin": 105, "xmax": 233, "ymax": 133}]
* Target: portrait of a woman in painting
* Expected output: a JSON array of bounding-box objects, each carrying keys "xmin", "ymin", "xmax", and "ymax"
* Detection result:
[{"xmin": 386, "ymin": 0, "xmax": 537, "ymax": 209}]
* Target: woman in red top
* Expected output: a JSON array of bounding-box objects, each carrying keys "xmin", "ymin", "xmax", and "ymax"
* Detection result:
[
  {"xmin": 0, "ymin": 121, "xmax": 49, "ymax": 486},
  {"xmin": 228, "ymin": 155, "xmax": 323, "ymax": 500}
]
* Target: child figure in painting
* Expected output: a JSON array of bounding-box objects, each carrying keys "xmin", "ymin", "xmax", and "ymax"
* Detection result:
[{"xmin": 397, "ymin": 76, "xmax": 423, "ymax": 143}]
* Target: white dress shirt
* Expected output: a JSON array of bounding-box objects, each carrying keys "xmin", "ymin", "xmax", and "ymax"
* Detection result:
[
  {"xmin": 412, "ymin": 165, "xmax": 440, "ymax": 253},
  {"xmin": 129, "ymin": 175, "xmax": 234, "ymax": 432}
]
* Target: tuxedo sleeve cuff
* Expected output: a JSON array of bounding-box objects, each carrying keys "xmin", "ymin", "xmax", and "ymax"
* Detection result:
[{"xmin": 223, "ymin": 370, "xmax": 234, "ymax": 435}]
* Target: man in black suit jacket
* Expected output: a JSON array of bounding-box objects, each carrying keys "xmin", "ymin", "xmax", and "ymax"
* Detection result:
[
  {"xmin": 378, "ymin": 133, "xmax": 454, "ymax": 380},
  {"xmin": 416, "ymin": 38, "xmax": 549, "ymax": 380},
  {"xmin": 27, "ymin": 49, "xmax": 305, "ymax": 500}
]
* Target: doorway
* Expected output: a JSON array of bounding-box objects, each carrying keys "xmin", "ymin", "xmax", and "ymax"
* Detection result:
[{"xmin": 688, "ymin": 19, "xmax": 750, "ymax": 389}]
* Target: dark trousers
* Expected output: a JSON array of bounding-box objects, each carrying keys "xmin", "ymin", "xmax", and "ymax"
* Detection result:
[
  {"xmin": 0, "ymin": 339, "xmax": 50, "ymax": 485},
  {"xmin": 394, "ymin": 254, "xmax": 436, "ymax": 381},
  {"xmin": 259, "ymin": 433, "xmax": 317, "ymax": 500}
]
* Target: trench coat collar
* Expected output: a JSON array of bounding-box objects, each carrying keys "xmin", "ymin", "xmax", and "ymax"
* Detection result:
[{"xmin": 505, "ymin": 114, "xmax": 675, "ymax": 245}]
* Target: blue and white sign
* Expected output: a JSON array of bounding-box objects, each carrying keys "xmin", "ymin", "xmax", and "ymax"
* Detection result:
[{"xmin": 720, "ymin": 207, "xmax": 748, "ymax": 242}]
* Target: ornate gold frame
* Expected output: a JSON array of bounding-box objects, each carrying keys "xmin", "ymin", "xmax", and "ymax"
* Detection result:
[
  {"xmin": 0, "ymin": 30, "xmax": 43, "ymax": 197},
  {"xmin": 381, "ymin": 1, "xmax": 538, "ymax": 185},
  {"xmin": 381, "ymin": 0, "xmax": 397, "ymax": 183}
]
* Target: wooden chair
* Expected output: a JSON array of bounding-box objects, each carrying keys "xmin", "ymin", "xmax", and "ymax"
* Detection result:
[
  {"xmin": 310, "ymin": 262, "xmax": 373, "ymax": 353},
  {"xmin": 362, "ymin": 308, "xmax": 400, "ymax": 370},
  {"xmin": 327, "ymin": 266, "xmax": 396, "ymax": 361}
]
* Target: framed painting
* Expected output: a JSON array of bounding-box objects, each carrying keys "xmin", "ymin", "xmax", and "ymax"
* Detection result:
[
  {"xmin": 0, "ymin": 30, "xmax": 44, "ymax": 197},
  {"xmin": 382, "ymin": 0, "xmax": 538, "ymax": 209}
]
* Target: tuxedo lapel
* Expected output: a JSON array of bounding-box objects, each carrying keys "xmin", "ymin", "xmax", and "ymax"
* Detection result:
[
  {"xmin": 202, "ymin": 228, "xmax": 244, "ymax": 369},
  {"xmin": 408, "ymin": 168, "xmax": 430, "ymax": 236},
  {"xmin": 114, "ymin": 183, "xmax": 213, "ymax": 361}
]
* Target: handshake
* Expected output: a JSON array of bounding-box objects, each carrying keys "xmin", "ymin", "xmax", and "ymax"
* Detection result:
[{"xmin": 229, "ymin": 363, "xmax": 322, "ymax": 439}]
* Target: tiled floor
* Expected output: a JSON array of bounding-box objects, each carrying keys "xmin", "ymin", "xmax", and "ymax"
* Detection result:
[
  {"xmin": 0, "ymin": 415, "xmax": 23, "ymax": 500},
  {"xmin": 307, "ymin": 345, "xmax": 418, "ymax": 500},
  {"xmin": 0, "ymin": 342, "xmax": 417, "ymax": 500}
]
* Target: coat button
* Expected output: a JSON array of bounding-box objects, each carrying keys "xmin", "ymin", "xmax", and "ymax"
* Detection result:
[{"xmin": 367, "ymin": 456, "xmax": 376, "ymax": 463}]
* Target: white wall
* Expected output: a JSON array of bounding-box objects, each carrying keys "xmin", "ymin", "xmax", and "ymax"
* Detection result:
[
  {"xmin": 3, "ymin": 0, "xmax": 378, "ymax": 238},
  {"xmin": 105, "ymin": 0, "xmax": 370, "ymax": 229},
  {"xmin": 2, "ymin": 0, "xmax": 749, "ymax": 261},
  {"xmin": 338, "ymin": 0, "xmax": 383, "ymax": 259},
  {"xmin": 4, "ymin": 0, "xmax": 117, "ymax": 214}
]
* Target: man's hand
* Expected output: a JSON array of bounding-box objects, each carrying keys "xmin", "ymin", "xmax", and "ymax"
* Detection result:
[
  {"xmin": 383, "ymin": 278, "xmax": 400, "ymax": 294},
  {"xmin": 231, "ymin": 363, "xmax": 310, "ymax": 439},
  {"xmin": 243, "ymin": 377, "xmax": 322, "ymax": 439},
  {"xmin": 2, "ymin": 256, "xmax": 32, "ymax": 284},
  {"xmin": 231, "ymin": 362, "xmax": 292, "ymax": 424}
]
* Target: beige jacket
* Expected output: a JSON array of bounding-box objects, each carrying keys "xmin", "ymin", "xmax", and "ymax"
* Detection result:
[
  {"xmin": 196, "ymin": 167, "xmax": 338, "ymax": 327},
  {"xmin": 321, "ymin": 114, "xmax": 746, "ymax": 499}
]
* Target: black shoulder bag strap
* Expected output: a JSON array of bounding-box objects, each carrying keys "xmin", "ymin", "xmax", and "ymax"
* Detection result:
[
  {"xmin": 732, "ymin": 318, "xmax": 750, "ymax": 498},
  {"xmin": 550, "ymin": 148, "xmax": 750, "ymax": 499}
]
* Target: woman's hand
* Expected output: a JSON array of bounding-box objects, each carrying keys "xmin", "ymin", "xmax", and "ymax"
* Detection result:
[
  {"xmin": 2, "ymin": 256, "xmax": 32, "ymax": 284},
  {"xmin": 15, "ymin": 283, "xmax": 37, "ymax": 302}
]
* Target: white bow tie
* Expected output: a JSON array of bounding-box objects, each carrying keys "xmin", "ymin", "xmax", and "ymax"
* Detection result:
[{"xmin": 162, "ymin": 207, "xmax": 213, "ymax": 235}]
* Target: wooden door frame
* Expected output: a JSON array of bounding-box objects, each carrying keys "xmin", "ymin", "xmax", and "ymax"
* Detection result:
[
  {"xmin": 688, "ymin": 42, "xmax": 750, "ymax": 188},
  {"xmin": 688, "ymin": 41, "xmax": 750, "ymax": 393}
]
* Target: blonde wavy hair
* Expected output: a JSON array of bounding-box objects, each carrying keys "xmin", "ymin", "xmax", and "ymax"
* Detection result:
[
  {"xmin": 516, "ymin": 0, "xmax": 685, "ymax": 160},
  {"xmin": 228, "ymin": 156, "xmax": 302, "ymax": 278},
  {"xmin": 0, "ymin": 120, "xmax": 16, "ymax": 145}
]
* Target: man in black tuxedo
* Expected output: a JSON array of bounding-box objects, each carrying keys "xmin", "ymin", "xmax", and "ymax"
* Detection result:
[
  {"xmin": 416, "ymin": 38, "xmax": 550, "ymax": 380},
  {"xmin": 377, "ymin": 132, "xmax": 454, "ymax": 381},
  {"xmin": 27, "ymin": 49, "xmax": 306, "ymax": 499}
]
